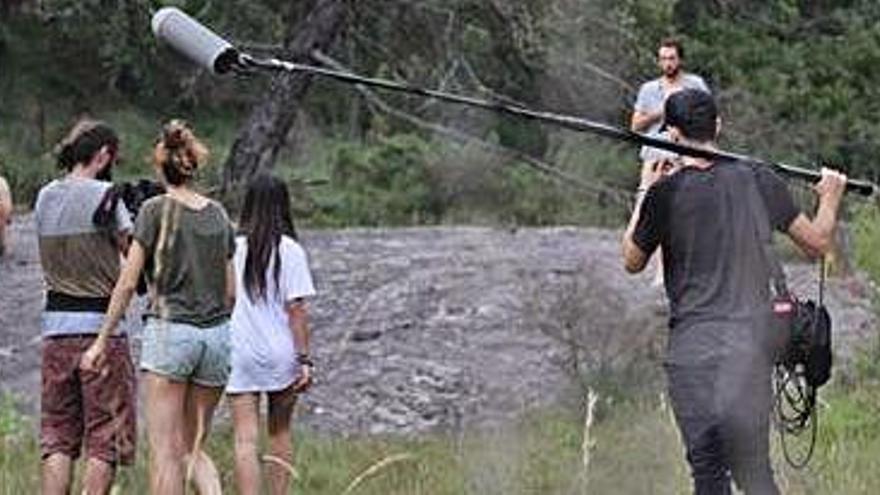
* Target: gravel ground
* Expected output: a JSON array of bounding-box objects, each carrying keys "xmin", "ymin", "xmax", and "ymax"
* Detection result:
[{"xmin": 0, "ymin": 214, "xmax": 875, "ymax": 435}]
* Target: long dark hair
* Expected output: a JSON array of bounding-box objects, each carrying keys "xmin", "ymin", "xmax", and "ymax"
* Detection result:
[{"xmin": 239, "ymin": 174, "xmax": 298, "ymax": 302}]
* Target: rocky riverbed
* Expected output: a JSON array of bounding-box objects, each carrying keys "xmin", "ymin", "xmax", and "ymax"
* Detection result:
[{"xmin": 0, "ymin": 214, "xmax": 875, "ymax": 435}]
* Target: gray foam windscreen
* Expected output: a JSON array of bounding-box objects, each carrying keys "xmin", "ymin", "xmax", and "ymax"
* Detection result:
[{"xmin": 152, "ymin": 7, "xmax": 238, "ymax": 74}]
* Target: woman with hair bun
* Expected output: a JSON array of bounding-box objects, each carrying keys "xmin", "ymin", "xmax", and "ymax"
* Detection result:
[{"xmin": 82, "ymin": 120, "xmax": 235, "ymax": 495}]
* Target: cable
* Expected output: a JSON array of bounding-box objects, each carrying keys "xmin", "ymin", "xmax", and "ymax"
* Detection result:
[
  {"xmin": 774, "ymin": 363, "xmax": 818, "ymax": 469},
  {"xmin": 773, "ymin": 257, "xmax": 828, "ymax": 468}
]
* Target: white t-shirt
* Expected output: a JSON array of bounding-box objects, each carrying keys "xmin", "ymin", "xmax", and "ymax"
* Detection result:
[
  {"xmin": 634, "ymin": 73, "xmax": 710, "ymax": 162},
  {"xmin": 227, "ymin": 235, "xmax": 316, "ymax": 393}
]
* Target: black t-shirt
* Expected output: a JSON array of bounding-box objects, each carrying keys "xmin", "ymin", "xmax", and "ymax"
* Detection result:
[{"xmin": 633, "ymin": 160, "xmax": 799, "ymax": 345}]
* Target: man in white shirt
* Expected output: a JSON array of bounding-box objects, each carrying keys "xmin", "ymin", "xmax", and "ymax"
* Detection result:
[
  {"xmin": 631, "ymin": 38, "xmax": 710, "ymax": 285},
  {"xmin": 631, "ymin": 38, "xmax": 710, "ymax": 185}
]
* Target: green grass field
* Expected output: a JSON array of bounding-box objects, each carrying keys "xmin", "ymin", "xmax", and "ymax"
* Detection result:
[{"xmin": 3, "ymin": 373, "xmax": 880, "ymax": 494}]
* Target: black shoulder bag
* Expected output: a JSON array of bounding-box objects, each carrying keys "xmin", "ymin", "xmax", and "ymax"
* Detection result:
[{"xmin": 747, "ymin": 173, "xmax": 832, "ymax": 468}]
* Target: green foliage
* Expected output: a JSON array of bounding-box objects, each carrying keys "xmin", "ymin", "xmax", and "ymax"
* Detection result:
[
  {"xmin": 294, "ymin": 133, "xmax": 619, "ymax": 228},
  {"xmin": 801, "ymin": 380, "xmax": 880, "ymax": 492},
  {"xmin": 851, "ymin": 336, "xmax": 880, "ymax": 387},
  {"xmin": 852, "ymin": 203, "xmax": 880, "ymax": 290},
  {"xmin": 0, "ymin": 393, "xmax": 30, "ymax": 442},
  {"xmin": 619, "ymin": 0, "xmax": 880, "ymax": 182},
  {"xmin": 306, "ymin": 134, "xmax": 445, "ymax": 226},
  {"xmin": 4, "ymin": 0, "xmax": 880, "ymax": 228},
  {"xmin": 0, "ymin": 149, "xmax": 54, "ymax": 209}
]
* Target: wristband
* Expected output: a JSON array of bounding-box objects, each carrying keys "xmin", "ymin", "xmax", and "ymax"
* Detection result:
[{"xmin": 297, "ymin": 353, "xmax": 314, "ymax": 367}]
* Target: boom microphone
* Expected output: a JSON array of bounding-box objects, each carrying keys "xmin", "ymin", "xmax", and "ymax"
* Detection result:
[
  {"xmin": 151, "ymin": 7, "xmax": 244, "ymax": 74},
  {"xmin": 151, "ymin": 9, "xmax": 877, "ymax": 197}
]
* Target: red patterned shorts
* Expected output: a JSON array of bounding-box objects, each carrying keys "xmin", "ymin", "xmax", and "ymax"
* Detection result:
[{"xmin": 41, "ymin": 335, "xmax": 137, "ymax": 465}]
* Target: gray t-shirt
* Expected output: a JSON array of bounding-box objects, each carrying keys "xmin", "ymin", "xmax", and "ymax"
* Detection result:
[
  {"xmin": 134, "ymin": 195, "xmax": 235, "ymax": 328},
  {"xmin": 633, "ymin": 73, "xmax": 709, "ymax": 162},
  {"xmin": 633, "ymin": 161, "xmax": 799, "ymax": 365},
  {"xmin": 35, "ymin": 177, "xmax": 133, "ymax": 336}
]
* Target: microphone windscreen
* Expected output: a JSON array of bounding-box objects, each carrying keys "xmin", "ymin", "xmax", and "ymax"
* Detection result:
[{"xmin": 152, "ymin": 7, "xmax": 239, "ymax": 74}]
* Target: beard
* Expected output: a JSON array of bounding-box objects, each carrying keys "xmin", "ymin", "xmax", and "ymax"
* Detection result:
[
  {"xmin": 664, "ymin": 65, "xmax": 681, "ymax": 78},
  {"xmin": 96, "ymin": 165, "xmax": 114, "ymax": 182}
]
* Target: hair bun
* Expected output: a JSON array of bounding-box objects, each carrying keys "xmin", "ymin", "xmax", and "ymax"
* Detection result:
[
  {"xmin": 162, "ymin": 120, "xmax": 191, "ymax": 150},
  {"xmin": 154, "ymin": 118, "xmax": 209, "ymax": 186}
]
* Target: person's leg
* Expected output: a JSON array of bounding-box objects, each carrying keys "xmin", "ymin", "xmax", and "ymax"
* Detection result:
[
  {"xmin": 41, "ymin": 338, "xmax": 84, "ymax": 495},
  {"xmin": 666, "ymin": 363, "xmax": 732, "ymax": 495},
  {"xmin": 682, "ymin": 424, "xmax": 731, "ymax": 495},
  {"xmin": 724, "ymin": 363, "xmax": 779, "ymax": 495},
  {"xmin": 266, "ymin": 385, "xmax": 299, "ymax": 495},
  {"xmin": 0, "ymin": 216, "xmax": 6, "ymax": 256},
  {"xmin": 726, "ymin": 417, "xmax": 778, "ymax": 495},
  {"xmin": 42, "ymin": 454, "xmax": 74, "ymax": 495},
  {"xmin": 0, "ymin": 176, "xmax": 10, "ymax": 257},
  {"xmin": 182, "ymin": 384, "xmax": 224, "ymax": 495},
  {"xmin": 182, "ymin": 320, "xmax": 231, "ymax": 494},
  {"xmin": 143, "ymin": 372, "xmax": 188, "ymax": 495},
  {"xmin": 81, "ymin": 336, "xmax": 137, "ymax": 494},
  {"xmin": 230, "ymin": 393, "xmax": 262, "ymax": 495},
  {"xmin": 81, "ymin": 458, "xmax": 116, "ymax": 495}
]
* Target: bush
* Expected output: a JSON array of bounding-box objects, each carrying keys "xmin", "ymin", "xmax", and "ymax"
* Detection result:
[
  {"xmin": 0, "ymin": 394, "xmax": 28, "ymax": 441},
  {"xmin": 852, "ymin": 203, "xmax": 880, "ymax": 290},
  {"xmin": 301, "ymin": 133, "xmax": 618, "ymax": 228},
  {"xmin": 307, "ymin": 134, "xmax": 445, "ymax": 226}
]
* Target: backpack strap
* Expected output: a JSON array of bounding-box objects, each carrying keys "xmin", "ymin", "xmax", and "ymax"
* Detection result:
[{"xmin": 745, "ymin": 169, "xmax": 789, "ymax": 297}]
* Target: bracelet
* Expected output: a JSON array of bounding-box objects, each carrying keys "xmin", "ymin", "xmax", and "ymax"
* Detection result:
[{"xmin": 297, "ymin": 353, "xmax": 314, "ymax": 367}]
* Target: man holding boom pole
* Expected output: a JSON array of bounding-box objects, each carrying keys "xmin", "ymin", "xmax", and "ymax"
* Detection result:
[{"xmin": 622, "ymin": 88, "xmax": 847, "ymax": 495}]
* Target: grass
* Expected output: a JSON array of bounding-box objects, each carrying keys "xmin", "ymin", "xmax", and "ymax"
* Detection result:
[
  {"xmin": 3, "ymin": 375, "xmax": 880, "ymax": 494},
  {"xmin": 852, "ymin": 203, "xmax": 880, "ymax": 295}
]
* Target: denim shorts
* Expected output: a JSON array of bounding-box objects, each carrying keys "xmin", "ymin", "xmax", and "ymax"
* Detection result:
[{"xmin": 140, "ymin": 319, "xmax": 231, "ymax": 388}]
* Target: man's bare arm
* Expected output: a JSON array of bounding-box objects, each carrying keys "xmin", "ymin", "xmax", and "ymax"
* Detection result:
[
  {"xmin": 622, "ymin": 191, "xmax": 650, "ymax": 273},
  {"xmin": 786, "ymin": 168, "xmax": 847, "ymax": 259},
  {"xmin": 631, "ymin": 110, "xmax": 663, "ymax": 133}
]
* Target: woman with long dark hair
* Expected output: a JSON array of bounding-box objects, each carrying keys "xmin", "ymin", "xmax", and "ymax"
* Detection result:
[
  {"xmin": 227, "ymin": 174, "xmax": 315, "ymax": 495},
  {"xmin": 82, "ymin": 120, "xmax": 235, "ymax": 495}
]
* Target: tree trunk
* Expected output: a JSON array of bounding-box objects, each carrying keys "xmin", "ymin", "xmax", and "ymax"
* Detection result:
[{"xmin": 222, "ymin": 0, "xmax": 348, "ymax": 189}]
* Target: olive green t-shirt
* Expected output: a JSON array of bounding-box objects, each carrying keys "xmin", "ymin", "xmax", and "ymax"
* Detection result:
[{"xmin": 134, "ymin": 195, "xmax": 235, "ymax": 327}]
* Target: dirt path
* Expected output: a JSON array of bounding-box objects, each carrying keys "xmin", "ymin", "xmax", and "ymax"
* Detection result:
[{"xmin": 0, "ymin": 214, "xmax": 875, "ymax": 434}]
